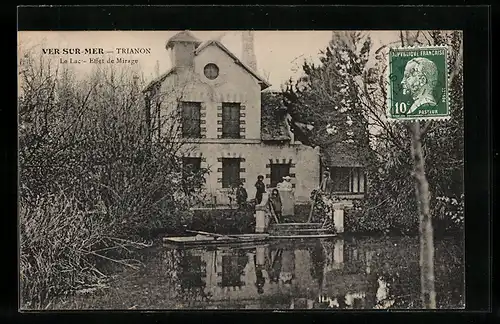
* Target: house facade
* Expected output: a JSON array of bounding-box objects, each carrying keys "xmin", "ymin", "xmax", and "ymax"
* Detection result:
[{"xmin": 142, "ymin": 31, "xmax": 365, "ymax": 205}]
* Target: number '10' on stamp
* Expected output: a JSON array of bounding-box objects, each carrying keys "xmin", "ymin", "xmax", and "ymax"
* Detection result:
[{"xmin": 387, "ymin": 46, "xmax": 450, "ymax": 121}]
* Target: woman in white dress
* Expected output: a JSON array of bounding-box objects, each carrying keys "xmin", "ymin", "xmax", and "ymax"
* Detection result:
[
  {"xmin": 277, "ymin": 175, "xmax": 293, "ymax": 190},
  {"xmin": 278, "ymin": 176, "xmax": 294, "ymax": 218}
]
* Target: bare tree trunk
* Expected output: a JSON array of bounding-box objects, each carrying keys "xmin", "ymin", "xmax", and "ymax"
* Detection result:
[
  {"xmin": 401, "ymin": 30, "xmax": 436, "ymax": 309},
  {"xmin": 409, "ymin": 121, "xmax": 436, "ymax": 309}
]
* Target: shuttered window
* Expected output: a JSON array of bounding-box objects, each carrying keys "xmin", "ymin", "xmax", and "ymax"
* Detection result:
[
  {"xmin": 222, "ymin": 102, "xmax": 240, "ymax": 139},
  {"xmin": 182, "ymin": 157, "xmax": 203, "ymax": 193},
  {"xmin": 331, "ymin": 167, "xmax": 351, "ymax": 192},
  {"xmin": 181, "ymin": 101, "xmax": 201, "ymax": 138},
  {"xmin": 222, "ymin": 158, "xmax": 241, "ymax": 188}
]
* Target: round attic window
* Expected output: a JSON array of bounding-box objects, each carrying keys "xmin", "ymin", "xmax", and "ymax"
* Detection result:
[{"xmin": 204, "ymin": 63, "xmax": 219, "ymax": 80}]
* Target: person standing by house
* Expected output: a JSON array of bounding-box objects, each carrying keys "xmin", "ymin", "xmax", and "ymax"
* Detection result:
[
  {"xmin": 277, "ymin": 175, "xmax": 293, "ymax": 190},
  {"xmin": 321, "ymin": 170, "xmax": 334, "ymax": 194},
  {"xmin": 255, "ymin": 175, "xmax": 266, "ymax": 204},
  {"xmin": 236, "ymin": 181, "xmax": 248, "ymax": 209},
  {"xmin": 278, "ymin": 175, "xmax": 295, "ymax": 218}
]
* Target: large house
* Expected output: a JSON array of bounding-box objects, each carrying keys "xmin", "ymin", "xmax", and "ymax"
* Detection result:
[{"xmin": 142, "ymin": 30, "xmax": 366, "ymax": 205}]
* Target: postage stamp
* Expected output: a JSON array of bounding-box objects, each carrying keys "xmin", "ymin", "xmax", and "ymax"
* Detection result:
[{"xmin": 387, "ymin": 46, "xmax": 450, "ymax": 121}]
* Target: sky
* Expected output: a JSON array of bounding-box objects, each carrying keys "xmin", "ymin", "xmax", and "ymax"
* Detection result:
[{"xmin": 18, "ymin": 30, "xmax": 403, "ymax": 90}]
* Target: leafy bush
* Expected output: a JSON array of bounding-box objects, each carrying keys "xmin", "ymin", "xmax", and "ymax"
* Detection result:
[
  {"xmin": 18, "ymin": 50, "xmax": 206, "ymax": 307},
  {"xmin": 309, "ymin": 190, "xmax": 337, "ymax": 233},
  {"xmin": 281, "ymin": 31, "xmax": 463, "ymax": 236},
  {"xmin": 435, "ymin": 194, "xmax": 464, "ymax": 232}
]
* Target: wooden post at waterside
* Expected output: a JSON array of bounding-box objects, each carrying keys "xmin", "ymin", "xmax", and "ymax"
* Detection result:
[
  {"xmin": 332, "ymin": 203, "xmax": 345, "ymax": 234},
  {"xmin": 255, "ymin": 193, "xmax": 270, "ymax": 233}
]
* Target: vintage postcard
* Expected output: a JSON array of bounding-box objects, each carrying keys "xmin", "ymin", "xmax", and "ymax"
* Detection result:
[{"xmin": 18, "ymin": 30, "xmax": 464, "ymax": 310}]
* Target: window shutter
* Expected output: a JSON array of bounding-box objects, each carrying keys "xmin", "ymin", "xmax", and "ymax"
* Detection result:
[
  {"xmin": 222, "ymin": 158, "xmax": 241, "ymax": 188},
  {"xmin": 222, "ymin": 103, "xmax": 241, "ymax": 139},
  {"xmin": 182, "ymin": 102, "xmax": 201, "ymax": 138},
  {"xmin": 192, "ymin": 103, "xmax": 201, "ymax": 136},
  {"xmin": 270, "ymin": 163, "xmax": 291, "ymax": 188}
]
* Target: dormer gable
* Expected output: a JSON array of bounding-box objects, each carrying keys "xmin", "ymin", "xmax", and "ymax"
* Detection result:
[{"xmin": 194, "ymin": 40, "xmax": 271, "ymax": 91}]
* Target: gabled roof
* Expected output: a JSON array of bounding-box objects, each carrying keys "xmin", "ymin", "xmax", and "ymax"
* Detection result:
[
  {"xmin": 142, "ymin": 67, "xmax": 176, "ymax": 93},
  {"xmin": 321, "ymin": 142, "xmax": 365, "ymax": 167},
  {"xmin": 144, "ymin": 32, "xmax": 271, "ymax": 93},
  {"xmin": 166, "ymin": 30, "xmax": 202, "ymax": 49},
  {"xmin": 195, "ymin": 40, "xmax": 271, "ymax": 90}
]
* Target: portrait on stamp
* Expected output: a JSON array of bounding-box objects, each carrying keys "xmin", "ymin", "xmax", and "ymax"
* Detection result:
[{"xmin": 401, "ymin": 57, "xmax": 438, "ymax": 114}]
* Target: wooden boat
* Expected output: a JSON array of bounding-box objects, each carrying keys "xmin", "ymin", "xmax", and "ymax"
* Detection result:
[
  {"xmin": 163, "ymin": 226, "xmax": 337, "ymax": 247},
  {"xmin": 164, "ymin": 233, "xmax": 337, "ymax": 246}
]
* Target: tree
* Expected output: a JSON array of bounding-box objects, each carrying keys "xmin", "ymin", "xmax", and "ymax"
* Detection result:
[
  {"xmin": 281, "ymin": 30, "xmax": 463, "ymax": 309},
  {"xmin": 18, "ymin": 44, "xmax": 208, "ymax": 307},
  {"xmin": 283, "ymin": 39, "xmax": 371, "ymax": 154},
  {"xmin": 395, "ymin": 30, "xmax": 463, "ymax": 309}
]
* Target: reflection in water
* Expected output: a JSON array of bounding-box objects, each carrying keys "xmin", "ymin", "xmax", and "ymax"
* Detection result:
[
  {"xmin": 375, "ymin": 277, "xmax": 395, "ymax": 309},
  {"xmin": 136, "ymin": 236, "xmax": 463, "ymax": 309},
  {"xmin": 221, "ymin": 250, "xmax": 247, "ymax": 288}
]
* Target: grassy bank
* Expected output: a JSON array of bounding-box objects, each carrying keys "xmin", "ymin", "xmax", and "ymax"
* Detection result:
[{"xmin": 19, "ymin": 193, "xmax": 153, "ymax": 309}]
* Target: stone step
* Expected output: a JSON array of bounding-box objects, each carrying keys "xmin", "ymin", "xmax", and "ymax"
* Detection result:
[
  {"xmin": 268, "ymin": 223, "xmax": 323, "ymax": 230},
  {"xmin": 268, "ymin": 227, "xmax": 330, "ymax": 233},
  {"xmin": 270, "ymin": 233, "xmax": 337, "ymax": 239},
  {"xmin": 269, "ymin": 230, "xmax": 333, "ymax": 236}
]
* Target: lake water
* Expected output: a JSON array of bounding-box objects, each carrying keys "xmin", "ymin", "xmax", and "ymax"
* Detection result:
[{"xmin": 55, "ymin": 235, "xmax": 464, "ymax": 310}]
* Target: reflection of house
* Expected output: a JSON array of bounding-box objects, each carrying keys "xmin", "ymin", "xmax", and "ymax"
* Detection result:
[
  {"xmin": 171, "ymin": 239, "xmax": 382, "ymax": 309},
  {"xmin": 201, "ymin": 247, "xmax": 293, "ymax": 300}
]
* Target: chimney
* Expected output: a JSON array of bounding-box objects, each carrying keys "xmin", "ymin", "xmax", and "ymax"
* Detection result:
[
  {"xmin": 166, "ymin": 30, "xmax": 202, "ymax": 69},
  {"xmin": 242, "ymin": 31, "xmax": 257, "ymax": 71}
]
